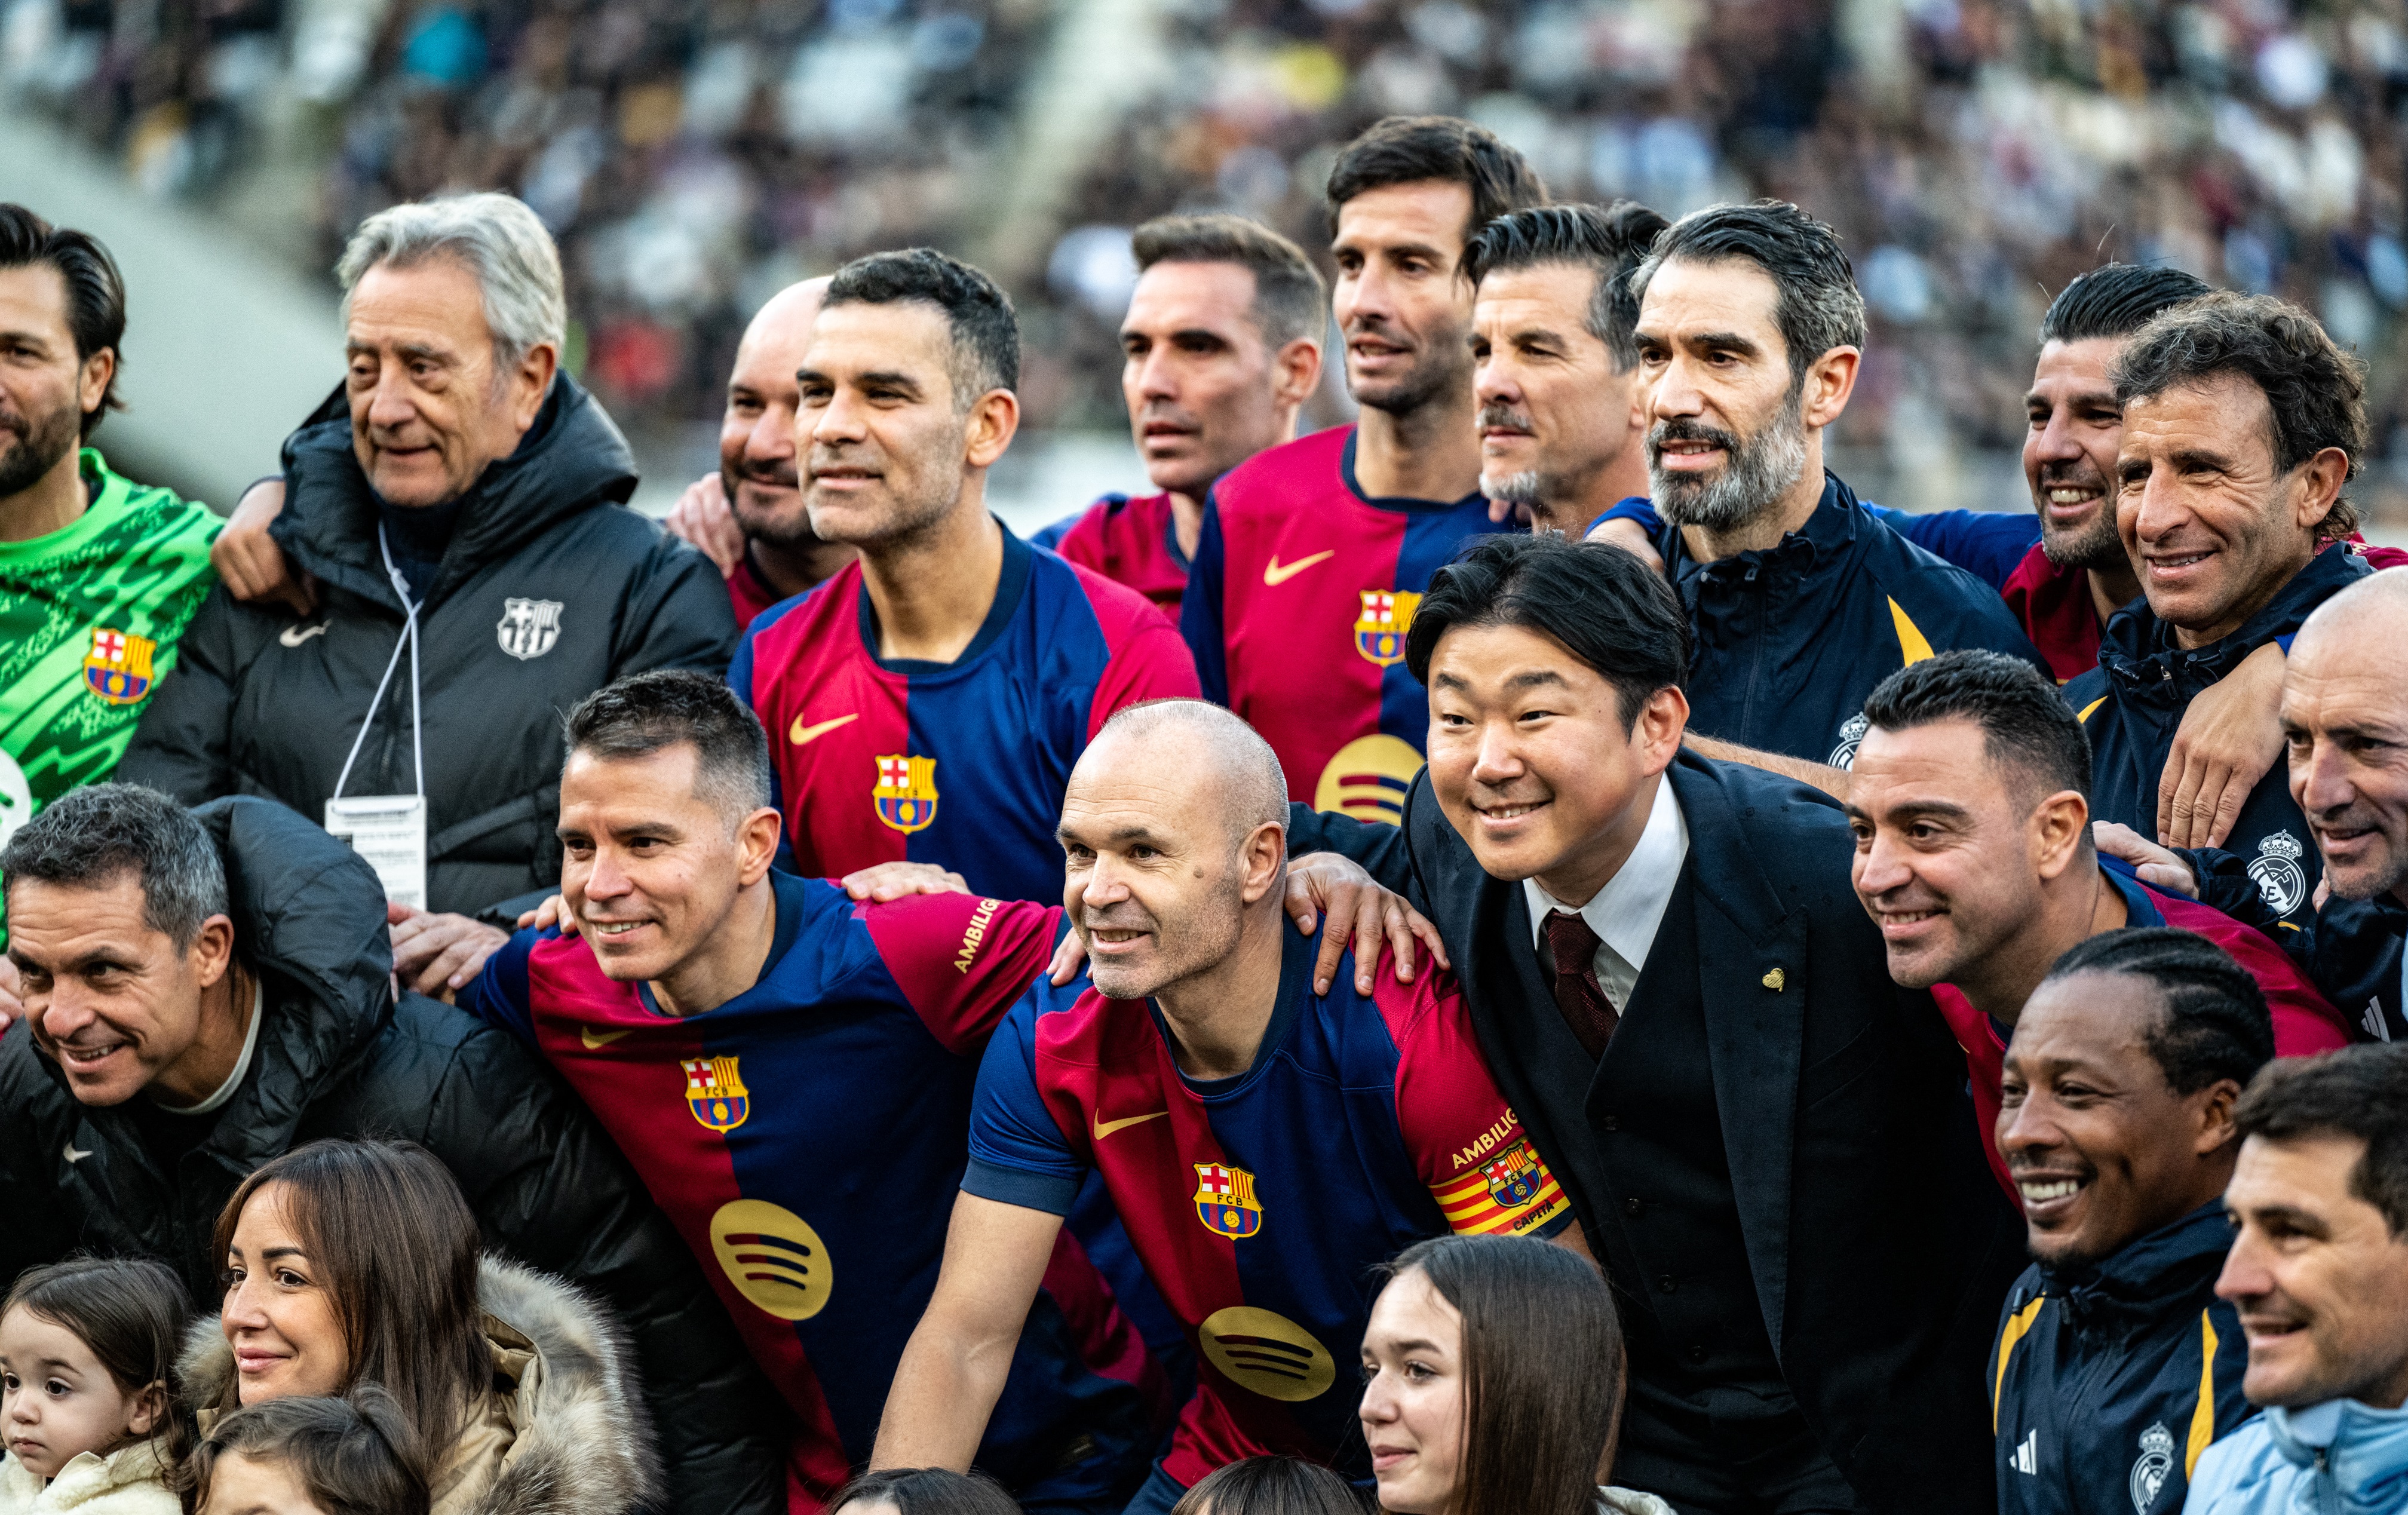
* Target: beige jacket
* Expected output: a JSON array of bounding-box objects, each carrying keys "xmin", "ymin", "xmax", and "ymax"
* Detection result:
[
  {"xmin": 183, "ymin": 1256, "xmax": 658, "ymax": 1515},
  {"xmin": 0, "ymin": 1443, "xmax": 180, "ymax": 1515}
]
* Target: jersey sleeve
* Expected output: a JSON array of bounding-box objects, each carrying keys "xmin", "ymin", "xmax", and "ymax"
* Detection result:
[
  {"xmin": 1180, "ymin": 496, "xmax": 1231, "ymax": 706},
  {"xmin": 1386, "ymin": 973, "xmax": 1574, "ymax": 1240},
  {"xmin": 963, "ymin": 995, "xmax": 1089, "ymax": 1215},
  {"xmin": 1585, "ymin": 496, "xmax": 1661, "ymax": 536},
  {"xmin": 1875, "ymin": 507, "xmax": 2043, "ymax": 591},
  {"xmin": 455, "ymin": 927, "xmax": 544, "ymax": 1051},
  {"xmin": 857, "ymin": 892, "xmax": 1066, "ymax": 1055},
  {"xmin": 1086, "ymin": 615, "xmax": 1202, "ymax": 740}
]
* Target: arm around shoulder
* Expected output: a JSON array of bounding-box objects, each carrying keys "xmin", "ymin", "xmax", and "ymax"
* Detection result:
[{"xmin": 610, "ymin": 530, "xmax": 743, "ymax": 680}]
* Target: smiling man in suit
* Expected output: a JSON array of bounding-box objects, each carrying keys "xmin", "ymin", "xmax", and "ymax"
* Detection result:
[{"xmin": 1289, "ymin": 532, "xmax": 2022, "ymax": 1513}]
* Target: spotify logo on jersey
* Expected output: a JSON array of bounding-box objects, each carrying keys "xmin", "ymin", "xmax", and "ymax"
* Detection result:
[
  {"xmin": 1198, "ymin": 1305, "xmax": 1335, "ymax": 1401},
  {"xmin": 708, "ymin": 1200, "xmax": 832, "ymax": 1320}
]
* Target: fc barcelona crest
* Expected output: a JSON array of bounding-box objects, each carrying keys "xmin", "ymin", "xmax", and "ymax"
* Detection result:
[
  {"xmin": 682, "ymin": 1056, "xmax": 751, "ymax": 1132},
  {"xmin": 874, "ymin": 754, "xmax": 940, "ymax": 834},
  {"xmin": 1477, "ymin": 1140, "xmax": 1542, "ymax": 1209},
  {"xmin": 1353, "ymin": 590, "xmax": 1421, "ymax": 667},
  {"xmin": 1194, "ymin": 1162, "xmax": 1264, "ymax": 1239},
  {"xmin": 83, "ymin": 627, "xmax": 157, "ymax": 706},
  {"xmin": 496, "ymin": 598, "xmax": 564, "ymax": 660}
]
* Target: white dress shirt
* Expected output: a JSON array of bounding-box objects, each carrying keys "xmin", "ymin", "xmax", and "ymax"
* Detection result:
[{"xmin": 1523, "ymin": 777, "xmax": 1690, "ymax": 1010}]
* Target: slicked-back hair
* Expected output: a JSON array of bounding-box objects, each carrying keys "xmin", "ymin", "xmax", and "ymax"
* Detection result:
[
  {"xmin": 1167, "ymin": 1456, "xmax": 1370, "ymax": 1515},
  {"xmin": 1325, "ymin": 115, "xmax": 1548, "ymax": 250},
  {"xmin": 563, "ymin": 670, "xmax": 774, "ymax": 827},
  {"xmin": 1464, "ymin": 201, "xmax": 1671, "ymax": 373},
  {"xmin": 335, "ymin": 192, "xmax": 565, "ymax": 375},
  {"xmin": 2110, "ymin": 290, "xmax": 2366, "ymax": 543},
  {"xmin": 189, "ymin": 1387, "xmax": 430, "ymax": 1515},
  {"xmin": 826, "ymin": 1467, "xmax": 1022, "ymax": 1515},
  {"xmin": 1132, "ymin": 213, "xmax": 1328, "ymax": 350},
  {"xmin": 0, "ymin": 204, "xmax": 127, "ymax": 437},
  {"xmin": 1378, "ymin": 1236, "xmax": 1625, "ymax": 1515},
  {"xmin": 1405, "ymin": 533, "xmax": 1689, "ymax": 732},
  {"xmin": 2041, "ymin": 928, "xmax": 2275, "ymax": 1096},
  {"xmin": 1631, "ymin": 200, "xmax": 1868, "ymax": 390},
  {"xmin": 823, "ymin": 247, "xmax": 1019, "ymax": 405},
  {"xmin": 1860, "ymin": 650, "xmax": 2092, "ymax": 808},
  {"xmin": 2234, "ymin": 1042, "xmax": 2408, "ymax": 1237},
  {"xmin": 2038, "ymin": 263, "xmax": 2212, "ymax": 346},
  {"xmin": 0, "ymin": 783, "xmax": 227, "ymax": 950}
]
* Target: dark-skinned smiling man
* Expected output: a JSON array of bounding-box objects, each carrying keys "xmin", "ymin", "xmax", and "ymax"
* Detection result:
[{"xmin": 1289, "ymin": 532, "xmax": 2020, "ymax": 1513}]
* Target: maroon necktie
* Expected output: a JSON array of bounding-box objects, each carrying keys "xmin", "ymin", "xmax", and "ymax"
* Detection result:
[{"xmin": 1543, "ymin": 910, "xmax": 1619, "ymax": 1059}]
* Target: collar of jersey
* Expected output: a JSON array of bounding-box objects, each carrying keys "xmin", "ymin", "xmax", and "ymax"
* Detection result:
[
  {"xmin": 1338, "ymin": 429, "xmax": 1486, "ymax": 516},
  {"xmin": 855, "ymin": 518, "xmax": 1032, "ymax": 676},
  {"xmin": 1146, "ymin": 919, "xmax": 1323, "ymax": 1098},
  {"xmin": 0, "ymin": 447, "xmax": 131, "ymax": 565},
  {"xmin": 633, "ymin": 867, "xmax": 813, "ymax": 1019}
]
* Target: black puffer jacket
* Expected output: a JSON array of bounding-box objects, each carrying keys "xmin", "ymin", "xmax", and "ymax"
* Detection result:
[
  {"xmin": 0, "ymin": 798, "xmax": 788, "ymax": 1515},
  {"xmin": 119, "ymin": 376, "xmax": 737, "ymax": 918}
]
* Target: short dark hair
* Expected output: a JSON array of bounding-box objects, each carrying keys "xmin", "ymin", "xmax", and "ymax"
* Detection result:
[
  {"xmin": 563, "ymin": 670, "xmax": 774, "ymax": 824},
  {"xmin": 827, "ymin": 1468, "xmax": 1022, "ymax": 1515},
  {"xmin": 1168, "ymin": 1457, "xmax": 1369, "ymax": 1515},
  {"xmin": 5, "ymin": 1257, "xmax": 191, "ymax": 1467},
  {"xmin": 190, "ymin": 1388, "xmax": 430, "ymax": 1515},
  {"xmin": 823, "ymin": 247, "xmax": 1019, "ymax": 403},
  {"xmin": 0, "ymin": 783, "xmax": 228, "ymax": 949},
  {"xmin": 0, "ymin": 203, "xmax": 127, "ymax": 437},
  {"xmin": 2110, "ymin": 291, "xmax": 2365, "ymax": 543},
  {"xmin": 2038, "ymin": 262, "xmax": 2212, "ymax": 346},
  {"xmin": 1131, "ymin": 213, "xmax": 1328, "ymax": 350},
  {"xmin": 1325, "ymin": 115, "xmax": 1548, "ymax": 250},
  {"xmin": 1860, "ymin": 650, "xmax": 2092, "ymax": 808},
  {"xmin": 2042, "ymin": 928, "xmax": 2276, "ymax": 1096},
  {"xmin": 1632, "ymin": 200, "xmax": 1868, "ymax": 389},
  {"xmin": 2234, "ymin": 1043, "xmax": 2408, "ymax": 1238},
  {"xmin": 1464, "ymin": 201, "xmax": 1672, "ymax": 372},
  {"xmin": 1405, "ymin": 533, "xmax": 1689, "ymax": 732}
]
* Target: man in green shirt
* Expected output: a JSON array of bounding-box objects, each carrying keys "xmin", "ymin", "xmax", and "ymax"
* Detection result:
[{"xmin": 0, "ymin": 204, "xmax": 218, "ymax": 972}]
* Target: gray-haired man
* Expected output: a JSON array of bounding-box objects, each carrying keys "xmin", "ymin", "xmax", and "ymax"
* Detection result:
[{"xmin": 121, "ymin": 192, "xmax": 735, "ymax": 993}]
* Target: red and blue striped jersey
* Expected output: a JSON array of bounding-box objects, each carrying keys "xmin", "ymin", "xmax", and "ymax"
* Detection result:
[
  {"xmin": 730, "ymin": 529, "xmax": 1200, "ymax": 901},
  {"xmin": 459, "ymin": 876, "xmax": 1164, "ymax": 1513},
  {"xmin": 964, "ymin": 927, "xmax": 1573, "ymax": 1488},
  {"xmin": 1180, "ymin": 427, "xmax": 1508, "ymax": 826},
  {"xmin": 1033, "ymin": 493, "xmax": 1190, "ymax": 618}
]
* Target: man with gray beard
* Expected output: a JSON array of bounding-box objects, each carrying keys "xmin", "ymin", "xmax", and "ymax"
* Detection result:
[{"xmin": 1627, "ymin": 200, "xmax": 2044, "ymax": 767}]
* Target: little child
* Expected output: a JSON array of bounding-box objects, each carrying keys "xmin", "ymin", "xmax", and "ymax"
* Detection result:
[
  {"xmin": 0, "ymin": 1258, "xmax": 189, "ymax": 1515},
  {"xmin": 191, "ymin": 1390, "xmax": 427, "ymax": 1515}
]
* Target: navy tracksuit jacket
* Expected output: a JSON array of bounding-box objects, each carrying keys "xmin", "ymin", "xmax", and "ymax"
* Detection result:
[{"xmin": 1990, "ymin": 1203, "xmax": 2254, "ymax": 1515}]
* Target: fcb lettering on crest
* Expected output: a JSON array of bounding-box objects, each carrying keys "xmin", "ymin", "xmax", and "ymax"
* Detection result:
[
  {"xmin": 1193, "ymin": 1162, "xmax": 1264, "ymax": 1239},
  {"xmin": 1353, "ymin": 590, "xmax": 1421, "ymax": 667},
  {"xmin": 83, "ymin": 627, "xmax": 157, "ymax": 706},
  {"xmin": 682, "ymin": 1056, "xmax": 751, "ymax": 1131},
  {"xmin": 496, "ymin": 598, "xmax": 565, "ymax": 660},
  {"xmin": 1477, "ymin": 1140, "xmax": 1542, "ymax": 1209},
  {"xmin": 874, "ymin": 754, "xmax": 940, "ymax": 833}
]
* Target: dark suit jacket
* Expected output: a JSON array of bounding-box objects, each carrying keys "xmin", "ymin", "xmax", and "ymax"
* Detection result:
[{"xmin": 1291, "ymin": 751, "xmax": 2023, "ymax": 1513}]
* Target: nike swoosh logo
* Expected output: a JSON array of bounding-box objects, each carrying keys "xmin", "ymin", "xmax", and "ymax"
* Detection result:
[
  {"xmin": 581, "ymin": 1026, "xmax": 634, "ymax": 1050},
  {"xmin": 63, "ymin": 1145, "xmax": 91, "ymax": 1165},
  {"xmin": 280, "ymin": 622, "xmax": 329, "ymax": 648},
  {"xmin": 1262, "ymin": 550, "xmax": 1335, "ymax": 586},
  {"xmin": 789, "ymin": 713, "xmax": 859, "ymax": 746},
  {"xmin": 1092, "ymin": 1109, "xmax": 1170, "ymax": 1140}
]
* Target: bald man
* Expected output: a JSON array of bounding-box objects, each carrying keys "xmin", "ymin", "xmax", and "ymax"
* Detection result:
[
  {"xmin": 664, "ymin": 277, "xmax": 856, "ymax": 626},
  {"xmin": 873, "ymin": 698, "xmax": 1587, "ymax": 1514}
]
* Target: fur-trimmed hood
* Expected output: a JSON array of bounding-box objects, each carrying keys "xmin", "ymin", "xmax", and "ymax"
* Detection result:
[
  {"xmin": 180, "ymin": 1256, "xmax": 659, "ymax": 1515},
  {"xmin": 0, "ymin": 1442, "xmax": 179, "ymax": 1515}
]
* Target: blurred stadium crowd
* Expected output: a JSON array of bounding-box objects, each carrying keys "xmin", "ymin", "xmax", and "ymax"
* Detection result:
[{"xmin": 5, "ymin": 0, "xmax": 2408, "ymax": 490}]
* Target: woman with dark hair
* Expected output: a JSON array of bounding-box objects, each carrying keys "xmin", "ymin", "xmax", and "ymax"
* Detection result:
[
  {"xmin": 824, "ymin": 1467, "xmax": 1021, "ymax": 1515},
  {"xmin": 192, "ymin": 1387, "xmax": 427, "ymax": 1515},
  {"xmin": 1167, "ymin": 1456, "xmax": 1366, "ymax": 1515},
  {"xmin": 181, "ymin": 1140, "xmax": 656, "ymax": 1515},
  {"xmin": 1358, "ymin": 1235, "xmax": 1670, "ymax": 1515}
]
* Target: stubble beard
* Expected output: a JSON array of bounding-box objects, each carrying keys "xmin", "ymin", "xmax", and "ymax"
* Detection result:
[{"xmin": 0, "ymin": 397, "xmax": 83, "ymax": 501}]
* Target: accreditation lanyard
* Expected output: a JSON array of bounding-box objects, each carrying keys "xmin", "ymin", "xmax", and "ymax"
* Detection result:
[{"xmin": 324, "ymin": 526, "xmax": 430, "ymax": 910}]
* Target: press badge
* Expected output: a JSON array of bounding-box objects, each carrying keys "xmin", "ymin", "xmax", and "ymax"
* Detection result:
[{"xmin": 324, "ymin": 794, "xmax": 428, "ymax": 911}]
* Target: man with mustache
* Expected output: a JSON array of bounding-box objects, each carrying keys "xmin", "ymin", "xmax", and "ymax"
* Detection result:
[
  {"xmin": 1987, "ymin": 929, "xmax": 2272, "ymax": 1515},
  {"xmin": 1624, "ymin": 200, "xmax": 2044, "ymax": 768},
  {"xmin": 1465, "ymin": 201, "xmax": 1665, "ymax": 538},
  {"xmin": 2186, "ymin": 1044, "xmax": 2408, "ymax": 1513},
  {"xmin": 1032, "ymin": 215, "xmax": 1325, "ymax": 618},
  {"xmin": 872, "ymin": 698, "xmax": 1579, "ymax": 1514},
  {"xmin": 1181, "ymin": 116, "xmax": 1542, "ymax": 828}
]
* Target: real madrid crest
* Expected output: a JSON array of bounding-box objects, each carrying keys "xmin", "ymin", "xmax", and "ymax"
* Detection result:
[
  {"xmin": 496, "ymin": 598, "xmax": 564, "ymax": 660},
  {"xmin": 2127, "ymin": 1421, "xmax": 2174, "ymax": 1513},
  {"xmin": 1827, "ymin": 713, "xmax": 1870, "ymax": 769},
  {"xmin": 2247, "ymin": 830, "xmax": 2309, "ymax": 917}
]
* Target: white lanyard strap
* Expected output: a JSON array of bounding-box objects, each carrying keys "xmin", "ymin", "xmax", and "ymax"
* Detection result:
[{"xmin": 330, "ymin": 526, "xmax": 427, "ymax": 802}]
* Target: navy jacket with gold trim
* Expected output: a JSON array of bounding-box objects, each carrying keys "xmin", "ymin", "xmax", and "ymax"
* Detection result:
[{"xmin": 1990, "ymin": 1202, "xmax": 2254, "ymax": 1515}]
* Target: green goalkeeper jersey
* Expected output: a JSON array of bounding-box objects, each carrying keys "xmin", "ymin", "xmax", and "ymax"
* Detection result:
[{"xmin": 0, "ymin": 449, "xmax": 219, "ymax": 851}]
